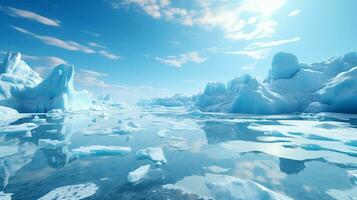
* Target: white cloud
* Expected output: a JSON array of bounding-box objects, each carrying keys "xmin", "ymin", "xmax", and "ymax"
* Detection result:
[
  {"xmin": 288, "ymin": 9, "xmax": 301, "ymax": 17},
  {"xmin": 12, "ymin": 26, "xmax": 121, "ymax": 60},
  {"xmin": 11, "ymin": 25, "xmax": 95, "ymax": 54},
  {"xmin": 226, "ymin": 36, "xmax": 301, "ymax": 60},
  {"xmin": 225, "ymin": 48, "xmax": 270, "ymax": 60},
  {"xmin": 248, "ymin": 37, "xmax": 301, "ymax": 49},
  {"xmin": 88, "ymin": 42, "xmax": 106, "ymax": 49},
  {"xmin": 115, "ymin": 0, "xmax": 286, "ymax": 41},
  {"xmin": 98, "ymin": 50, "xmax": 121, "ymax": 60},
  {"xmin": 82, "ymin": 30, "xmax": 102, "ymax": 37},
  {"xmin": 0, "ymin": 6, "xmax": 61, "ymax": 27},
  {"xmin": 155, "ymin": 51, "xmax": 206, "ymax": 67}
]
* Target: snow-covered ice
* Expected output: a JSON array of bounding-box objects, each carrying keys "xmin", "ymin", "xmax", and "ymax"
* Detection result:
[
  {"xmin": 0, "ymin": 191, "xmax": 12, "ymax": 200},
  {"xmin": 0, "ymin": 123, "xmax": 38, "ymax": 134},
  {"xmin": 0, "ymin": 52, "xmax": 94, "ymax": 113},
  {"xmin": 127, "ymin": 165, "xmax": 150, "ymax": 183},
  {"xmin": 71, "ymin": 145, "xmax": 131, "ymax": 157},
  {"xmin": 136, "ymin": 147, "xmax": 167, "ymax": 163},
  {"xmin": 38, "ymin": 182, "xmax": 98, "ymax": 200}
]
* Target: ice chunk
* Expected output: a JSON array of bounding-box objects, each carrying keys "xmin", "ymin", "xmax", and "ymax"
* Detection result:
[
  {"xmin": 0, "ymin": 106, "xmax": 20, "ymax": 126},
  {"xmin": 0, "ymin": 146, "xmax": 18, "ymax": 158},
  {"xmin": 157, "ymin": 129, "xmax": 168, "ymax": 138},
  {"xmin": 0, "ymin": 191, "xmax": 12, "ymax": 200},
  {"xmin": 71, "ymin": 145, "xmax": 131, "ymax": 157},
  {"xmin": 348, "ymin": 170, "xmax": 357, "ymax": 185},
  {"xmin": 38, "ymin": 182, "xmax": 98, "ymax": 200},
  {"xmin": 326, "ymin": 187, "xmax": 357, "ymax": 200},
  {"xmin": 0, "ymin": 123, "xmax": 38, "ymax": 134},
  {"xmin": 38, "ymin": 139, "xmax": 67, "ymax": 149},
  {"xmin": 136, "ymin": 147, "xmax": 167, "ymax": 163},
  {"xmin": 127, "ymin": 165, "xmax": 150, "ymax": 183},
  {"xmin": 32, "ymin": 115, "xmax": 46, "ymax": 123}
]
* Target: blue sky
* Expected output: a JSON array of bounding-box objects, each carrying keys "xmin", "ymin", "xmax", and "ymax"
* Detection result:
[{"xmin": 0, "ymin": 0, "xmax": 356, "ymax": 102}]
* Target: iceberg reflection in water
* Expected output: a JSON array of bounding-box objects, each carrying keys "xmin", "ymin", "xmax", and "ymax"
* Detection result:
[{"xmin": 0, "ymin": 105, "xmax": 356, "ymax": 199}]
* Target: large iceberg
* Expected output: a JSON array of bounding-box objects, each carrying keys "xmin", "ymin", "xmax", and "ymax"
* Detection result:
[
  {"xmin": 195, "ymin": 52, "xmax": 357, "ymax": 114},
  {"xmin": 0, "ymin": 52, "xmax": 93, "ymax": 113}
]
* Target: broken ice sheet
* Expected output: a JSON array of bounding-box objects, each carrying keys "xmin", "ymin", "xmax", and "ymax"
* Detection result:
[
  {"xmin": 71, "ymin": 145, "xmax": 131, "ymax": 157},
  {"xmin": 38, "ymin": 182, "xmax": 98, "ymax": 200},
  {"xmin": 0, "ymin": 123, "xmax": 38, "ymax": 134},
  {"xmin": 163, "ymin": 173, "xmax": 292, "ymax": 200},
  {"xmin": 136, "ymin": 147, "xmax": 167, "ymax": 163}
]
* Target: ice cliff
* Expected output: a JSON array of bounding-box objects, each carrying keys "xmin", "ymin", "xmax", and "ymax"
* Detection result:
[{"xmin": 0, "ymin": 52, "xmax": 93, "ymax": 113}]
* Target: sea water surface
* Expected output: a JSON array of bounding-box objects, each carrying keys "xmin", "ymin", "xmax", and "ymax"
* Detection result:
[{"xmin": 0, "ymin": 104, "xmax": 356, "ymax": 200}]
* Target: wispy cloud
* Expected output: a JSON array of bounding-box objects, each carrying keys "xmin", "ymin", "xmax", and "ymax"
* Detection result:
[
  {"xmin": 155, "ymin": 51, "xmax": 206, "ymax": 67},
  {"xmin": 113, "ymin": 0, "xmax": 286, "ymax": 41},
  {"xmin": 0, "ymin": 6, "xmax": 61, "ymax": 27},
  {"xmin": 11, "ymin": 25, "xmax": 95, "ymax": 54},
  {"xmin": 11, "ymin": 25, "xmax": 121, "ymax": 60},
  {"xmin": 248, "ymin": 37, "xmax": 301, "ymax": 49},
  {"xmin": 82, "ymin": 30, "xmax": 102, "ymax": 37},
  {"xmin": 225, "ymin": 48, "xmax": 270, "ymax": 60},
  {"xmin": 288, "ymin": 9, "xmax": 301, "ymax": 17},
  {"xmin": 99, "ymin": 50, "xmax": 121, "ymax": 60},
  {"xmin": 226, "ymin": 37, "xmax": 301, "ymax": 60}
]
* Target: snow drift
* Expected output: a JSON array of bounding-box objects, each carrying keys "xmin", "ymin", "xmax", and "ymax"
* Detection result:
[{"xmin": 0, "ymin": 52, "xmax": 93, "ymax": 113}]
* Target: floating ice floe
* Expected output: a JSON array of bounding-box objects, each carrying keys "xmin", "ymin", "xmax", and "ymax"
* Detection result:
[
  {"xmin": 0, "ymin": 106, "xmax": 21, "ymax": 126},
  {"xmin": 38, "ymin": 139, "xmax": 67, "ymax": 149},
  {"xmin": 205, "ymin": 166, "xmax": 231, "ymax": 173},
  {"xmin": 31, "ymin": 115, "xmax": 46, "ymax": 123},
  {"xmin": 127, "ymin": 165, "xmax": 150, "ymax": 183},
  {"xmin": 326, "ymin": 187, "xmax": 357, "ymax": 200},
  {"xmin": 136, "ymin": 147, "xmax": 167, "ymax": 164},
  {"xmin": 163, "ymin": 173, "xmax": 292, "ymax": 200},
  {"xmin": 0, "ymin": 123, "xmax": 38, "ymax": 134},
  {"xmin": 0, "ymin": 191, "xmax": 12, "ymax": 200},
  {"xmin": 71, "ymin": 145, "xmax": 131, "ymax": 157},
  {"xmin": 0, "ymin": 146, "xmax": 18, "ymax": 158},
  {"xmin": 45, "ymin": 129, "xmax": 58, "ymax": 134},
  {"xmin": 157, "ymin": 129, "xmax": 168, "ymax": 138},
  {"xmin": 38, "ymin": 182, "xmax": 98, "ymax": 200},
  {"xmin": 348, "ymin": 170, "xmax": 357, "ymax": 185}
]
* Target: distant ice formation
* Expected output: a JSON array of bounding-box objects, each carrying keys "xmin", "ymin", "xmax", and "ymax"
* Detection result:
[
  {"xmin": 0, "ymin": 52, "xmax": 94, "ymax": 113},
  {"xmin": 155, "ymin": 52, "xmax": 357, "ymax": 114}
]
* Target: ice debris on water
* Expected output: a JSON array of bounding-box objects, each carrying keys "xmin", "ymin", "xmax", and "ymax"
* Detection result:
[
  {"xmin": 0, "ymin": 123, "xmax": 38, "ymax": 134},
  {"xmin": 38, "ymin": 139, "xmax": 67, "ymax": 149},
  {"xmin": 71, "ymin": 145, "xmax": 131, "ymax": 157},
  {"xmin": 127, "ymin": 165, "xmax": 150, "ymax": 183},
  {"xmin": 38, "ymin": 182, "xmax": 98, "ymax": 200},
  {"xmin": 136, "ymin": 147, "xmax": 167, "ymax": 163}
]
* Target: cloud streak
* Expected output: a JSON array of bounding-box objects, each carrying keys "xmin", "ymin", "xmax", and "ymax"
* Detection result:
[
  {"xmin": 0, "ymin": 6, "xmax": 61, "ymax": 27},
  {"xmin": 288, "ymin": 9, "xmax": 301, "ymax": 17},
  {"xmin": 155, "ymin": 51, "xmax": 206, "ymax": 67}
]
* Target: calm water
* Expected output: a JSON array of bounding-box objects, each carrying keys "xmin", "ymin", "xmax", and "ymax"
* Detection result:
[{"xmin": 0, "ymin": 105, "xmax": 356, "ymax": 200}]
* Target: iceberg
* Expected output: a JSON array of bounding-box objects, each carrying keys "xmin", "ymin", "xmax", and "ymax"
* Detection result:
[
  {"xmin": 127, "ymin": 165, "xmax": 150, "ymax": 183},
  {"xmin": 136, "ymin": 147, "xmax": 167, "ymax": 163},
  {"xmin": 0, "ymin": 52, "xmax": 94, "ymax": 113},
  {"xmin": 0, "ymin": 123, "xmax": 38, "ymax": 134},
  {"xmin": 193, "ymin": 51, "xmax": 357, "ymax": 114}
]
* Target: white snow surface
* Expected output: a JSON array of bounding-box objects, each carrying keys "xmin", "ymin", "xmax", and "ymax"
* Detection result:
[{"xmin": 0, "ymin": 52, "xmax": 94, "ymax": 113}]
